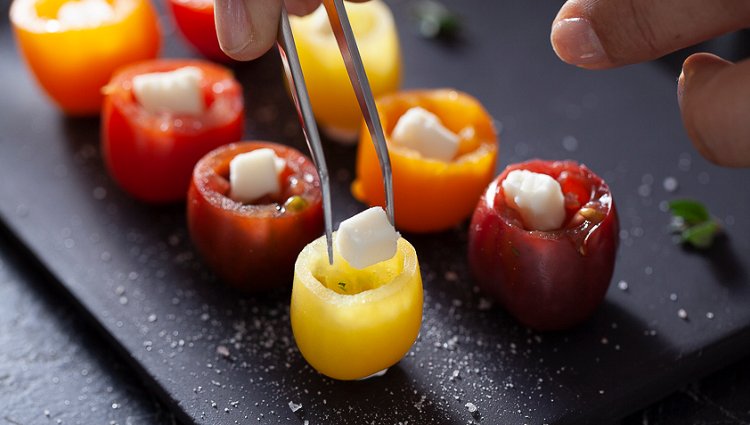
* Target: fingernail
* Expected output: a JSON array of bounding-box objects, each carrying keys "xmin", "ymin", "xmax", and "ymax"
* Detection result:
[
  {"xmin": 214, "ymin": 0, "xmax": 253, "ymax": 55},
  {"xmin": 551, "ymin": 18, "xmax": 607, "ymax": 67}
]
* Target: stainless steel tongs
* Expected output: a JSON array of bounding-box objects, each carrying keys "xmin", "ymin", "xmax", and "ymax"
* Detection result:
[{"xmin": 276, "ymin": 0, "xmax": 395, "ymax": 265}]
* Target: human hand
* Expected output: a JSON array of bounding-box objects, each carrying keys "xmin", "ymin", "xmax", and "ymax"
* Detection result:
[
  {"xmin": 214, "ymin": 0, "xmax": 369, "ymax": 62},
  {"xmin": 550, "ymin": 0, "xmax": 750, "ymax": 167}
]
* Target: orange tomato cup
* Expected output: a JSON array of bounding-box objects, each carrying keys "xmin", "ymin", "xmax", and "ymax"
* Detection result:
[
  {"xmin": 10, "ymin": 0, "xmax": 161, "ymax": 115},
  {"xmin": 352, "ymin": 89, "xmax": 498, "ymax": 233}
]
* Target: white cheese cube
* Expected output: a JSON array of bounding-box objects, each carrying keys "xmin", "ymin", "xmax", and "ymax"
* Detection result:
[
  {"xmin": 502, "ymin": 169, "xmax": 565, "ymax": 231},
  {"xmin": 335, "ymin": 207, "xmax": 399, "ymax": 270},
  {"xmin": 229, "ymin": 148, "xmax": 285, "ymax": 203},
  {"xmin": 57, "ymin": 0, "xmax": 115, "ymax": 28},
  {"xmin": 132, "ymin": 67, "xmax": 205, "ymax": 115},
  {"xmin": 391, "ymin": 107, "xmax": 460, "ymax": 162}
]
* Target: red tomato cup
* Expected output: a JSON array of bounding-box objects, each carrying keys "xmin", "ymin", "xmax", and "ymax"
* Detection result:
[
  {"xmin": 188, "ymin": 142, "xmax": 324, "ymax": 291},
  {"xmin": 102, "ymin": 59, "xmax": 244, "ymax": 202},
  {"xmin": 167, "ymin": 0, "xmax": 230, "ymax": 62},
  {"xmin": 468, "ymin": 160, "xmax": 619, "ymax": 331}
]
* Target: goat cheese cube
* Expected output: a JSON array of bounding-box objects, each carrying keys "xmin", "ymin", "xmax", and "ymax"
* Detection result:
[
  {"xmin": 132, "ymin": 66, "xmax": 205, "ymax": 115},
  {"xmin": 502, "ymin": 169, "xmax": 565, "ymax": 231},
  {"xmin": 335, "ymin": 207, "xmax": 399, "ymax": 269},
  {"xmin": 391, "ymin": 107, "xmax": 460, "ymax": 162},
  {"xmin": 229, "ymin": 148, "xmax": 285, "ymax": 203},
  {"xmin": 57, "ymin": 0, "xmax": 115, "ymax": 28}
]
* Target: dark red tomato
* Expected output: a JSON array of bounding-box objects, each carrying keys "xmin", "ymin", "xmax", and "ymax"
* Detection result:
[
  {"xmin": 468, "ymin": 160, "xmax": 619, "ymax": 331},
  {"xmin": 188, "ymin": 142, "xmax": 324, "ymax": 291},
  {"xmin": 167, "ymin": 0, "xmax": 230, "ymax": 62},
  {"xmin": 102, "ymin": 59, "xmax": 244, "ymax": 203}
]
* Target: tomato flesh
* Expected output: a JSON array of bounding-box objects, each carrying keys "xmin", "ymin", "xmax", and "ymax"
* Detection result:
[
  {"xmin": 188, "ymin": 142, "xmax": 324, "ymax": 291},
  {"xmin": 468, "ymin": 160, "xmax": 619, "ymax": 331},
  {"xmin": 102, "ymin": 59, "xmax": 244, "ymax": 202},
  {"xmin": 167, "ymin": 0, "xmax": 231, "ymax": 62}
]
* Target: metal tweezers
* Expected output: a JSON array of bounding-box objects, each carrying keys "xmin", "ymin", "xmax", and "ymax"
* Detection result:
[{"xmin": 277, "ymin": 0, "xmax": 395, "ymax": 265}]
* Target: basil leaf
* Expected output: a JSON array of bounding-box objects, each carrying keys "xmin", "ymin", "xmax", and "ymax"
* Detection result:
[
  {"xmin": 668, "ymin": 199, "xmax": 710, "ymax": 225},
  {"xmin": 681, "ymin": 220, "xmax": 719, "ymax": 249}
]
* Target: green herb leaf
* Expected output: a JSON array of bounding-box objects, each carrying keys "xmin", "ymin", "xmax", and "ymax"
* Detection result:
[
  {"xmin": 681, "ymin": 220, "xmax": 719, "ymax": 249},
  {"xmin": 667, "ymin": 198, "xmax": 720, "ymax": 249},
  {"xmin": 668, "ymin": 199, "xmax": 710, "ymax": 226},
  {"xmin": 413, "ymin": 0, "xmax": 461, "ymax": 40},
  {"xmin": 338, "ymin": 282, "xmax": 347, "ymax": 291}
]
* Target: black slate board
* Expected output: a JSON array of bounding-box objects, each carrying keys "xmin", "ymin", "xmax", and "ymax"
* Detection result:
[{"xmin": 2, "ymin": 1, "xmax": 750, "ymax": 424}]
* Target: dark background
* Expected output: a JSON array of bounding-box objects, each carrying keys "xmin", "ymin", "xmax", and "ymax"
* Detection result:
[{"xmin": 2, "ymin": 0, "xmax": 750, "ymax": 424}]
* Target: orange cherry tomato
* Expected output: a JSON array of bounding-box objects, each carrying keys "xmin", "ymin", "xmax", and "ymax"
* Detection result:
[
  {"xmin": 188, "ymin": 142, "xmax": 324, "ymax": 291},
  {"xmin": 10, "ymin": 0, "xmax": 160, "ymax": 115},
  {"xmin": 102, "ymin": 59, "xmax": 244, "ymax": 202},
  {"xmin": 167, "ymin": 0, "xmax": 230, "ymax": 62},
  {"xmin": 352, "ymin": 89, "xmax": 498, "ymax": 233}
]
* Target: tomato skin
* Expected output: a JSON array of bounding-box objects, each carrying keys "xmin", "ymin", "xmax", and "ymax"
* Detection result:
[
  {"xmin": 10, "ymin": 0, "xmax": 161, "ymax": 115},
  {"xmin": 167, "ymin": 0, "xmax": 231, "ymax": 62},
  {"xmin": 188, "ymin": 142, "xmax": 324, "ymax": 291},
  {"xmin": 290, "ymin": 0, "xmax": 401, "ymax": 139},
  {"xmin": 102, "ymin": 59, "xmax": 244, "ymax": 202},
  {"xmin": 468, "ymin": 160, "xmax": 619, "ymax": 331},
  {"xmin": 291, "ymin": 234, "xmax": 422, "ymax": 380},
  {"xmin": 352, "ymin": 89, "xmax": 498, "ymax": 233}
]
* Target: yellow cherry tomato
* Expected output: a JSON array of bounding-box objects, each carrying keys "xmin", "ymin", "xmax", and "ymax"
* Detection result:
[
  {"xmin": 291, "ymin": 234, "xmax": 423, "ymax": 380},
  {"xmin": 290, "ymin": 0, "xmax": 401, "ymax": 141},
  {"xmin": 10, "ymin": 0, "xmax": 160, "ymax": 115}
]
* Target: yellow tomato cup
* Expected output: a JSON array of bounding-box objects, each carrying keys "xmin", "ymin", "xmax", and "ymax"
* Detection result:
[
  {"xmin": 291, "ymin": 234, "xmax": 423, "ymax": 381},
  {"xmin": 10, "ymin": 0, "xmax": 160, "ymax": 115},
  {"xmin": 352, "ymin": 89, "xmax": 498, "ymax": 233},
  {"xmin": 290, "ymin": 0, "xmax": 401, "ymax": 141}
]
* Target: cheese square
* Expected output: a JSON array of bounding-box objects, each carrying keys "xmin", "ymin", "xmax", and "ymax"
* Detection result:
[
  {"xmin": 335, "ymin": 207, "xmax": 399, "ymax": 269},
  {"xmin": 229, "ymin": 148, "xmax": 284, "ymax": 203},
  {"xmin": 132, "ymin": 66, "xmax": 205, "ymax": 115},
  {"xmin": 391, "ymin": 106, "xmax": 459, "ymax": 162}
]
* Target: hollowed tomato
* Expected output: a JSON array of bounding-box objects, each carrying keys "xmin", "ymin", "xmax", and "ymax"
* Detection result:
[{"xmin": 468, "ymin": 160, "xmax": 619, "ymax": 330}]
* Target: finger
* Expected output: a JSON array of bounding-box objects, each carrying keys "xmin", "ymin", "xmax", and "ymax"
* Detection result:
[
  {"xmin": 215, "ymin": 0, "xmax": 281, "ymax": 61},
  {"xmin": 285, "ymin": 0, "xmax": 321, "ymax": 16},
  {"xmin": 678, "ymin": 53, "xmax": 750, "ymax": 168},
  {"xmin": 550, "ymin": 0, "xmax": 750, "ymax": 69}
]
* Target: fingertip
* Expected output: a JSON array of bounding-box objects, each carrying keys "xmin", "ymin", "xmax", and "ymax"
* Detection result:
[
  {"xmin": 679, "ymin": 53, "xmax": 750, "ymax": 167},
  {"xmin": 215, "ymin": 0, "xmax": 280, "ymax": 61}
]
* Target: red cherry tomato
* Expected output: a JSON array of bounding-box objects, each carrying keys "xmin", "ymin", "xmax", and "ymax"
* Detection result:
[
  {"xmin": 167, "ymin": 0, "xmax": 230, "ymax": 62},
  {"xmin": 102, "ymin": 59, "xmax": 244, "ymax": 202},
  {"xmin": 188, "ymin": 142, "xmax": 324, "ymax": 291},
  {"xmin": 468, "ymin": 160, "xmax": 619, "ymax": 331}
]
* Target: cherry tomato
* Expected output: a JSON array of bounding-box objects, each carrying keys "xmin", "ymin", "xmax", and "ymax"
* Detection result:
[
  {"xmin": 188, "ymin": 142, "xmax": 324, "ymax": 291},
  {"xmin": 102, "ymin": 59, "xmax": 244, "ymax": 202},
  {"xmin": 167, "ymin": 0, "xmax": 230, "ymax": 62},
  {"xmin": 468, "ymin": 160, "xmax": 619, "ymax": 331},
  {"xmin": 291, "ymin": 234, "xmax": 422, "ymax": 380},
  {"xmin": 10, "ymin": 0, "xmax": 160, "ymax": 115},
  {"xmin": 290, "ymin": 0, "xmax": 401, "ymax": 141},
  {"xmin": 352, "ymin": 89, "xmax": 498, "ymax": 233}
]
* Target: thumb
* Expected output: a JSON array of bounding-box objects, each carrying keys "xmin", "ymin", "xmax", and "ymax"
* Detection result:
[{"xmin": 678, "ymin": 53, "xmax": 750, "ymax": 168}]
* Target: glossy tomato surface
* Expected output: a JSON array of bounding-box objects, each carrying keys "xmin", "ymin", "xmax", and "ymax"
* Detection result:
[
  {"xmin": 290, "ymin": 0, "xmax": 401, "ymax": 140},
  {"xmin": 353, "ymin": 89, "xmax": 497, "ymax": 233},
  {"xmin": 291, "ymin": 234, "xmax": 422, "ymax": 380},
  {"xmin": 468, "ymin": 160, "xmax": 619, "ymax": 331},
  {"xmin": 102, "ymin": 59, "xmax": 244, "ymax": 202},
  {"xmin": 188, "ymin": 142, "xmax": 324, "ymax": 292},
  {"xmin": 10, "ymin": 0, "xmax": 160, "ymax": 115},
  {"xmin": 168, "ymin": 0, "xmax": 230, "ymax": 61}
]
